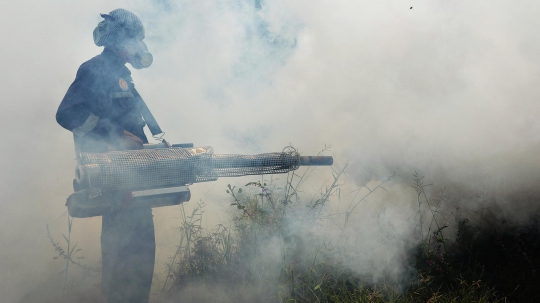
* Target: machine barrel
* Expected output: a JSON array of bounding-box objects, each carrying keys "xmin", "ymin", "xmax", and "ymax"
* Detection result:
[
  {"xmin": 212, "ymin": 155, "xmax": 333, "ymax": 169},
  {"xmin": 75, "ymin": 146, "xmax": 333, "ymax": 194},
  {"xmin": 299, "ymin": 156, "xmax": 333, "ymax": 166}
]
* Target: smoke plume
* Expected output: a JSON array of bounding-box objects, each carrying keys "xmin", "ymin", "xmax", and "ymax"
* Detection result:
[{"xmin": 2, "ymin": 0, "xmax": 540, "ymax": 301}]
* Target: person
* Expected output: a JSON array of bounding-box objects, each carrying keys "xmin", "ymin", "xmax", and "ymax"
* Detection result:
[{"xmin": 56, "ymin": 9, "xmax": 163, "ymax": 303}]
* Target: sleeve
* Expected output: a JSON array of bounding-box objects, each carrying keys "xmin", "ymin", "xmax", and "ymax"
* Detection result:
[
  {"xmin": 56, "ymin": 63, "xmax": 95, "ymax": 133},
  {"xmin": 56, "ymin": 63, "xmax": 122, "ymax": 140}
]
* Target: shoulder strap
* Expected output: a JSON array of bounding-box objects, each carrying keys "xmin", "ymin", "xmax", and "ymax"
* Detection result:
[{"xmin": 133, "ymin": 88, "xmax": 163, "ymax": 136}]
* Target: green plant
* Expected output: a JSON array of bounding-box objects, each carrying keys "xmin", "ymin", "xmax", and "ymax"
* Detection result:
[{"xmin": 47, "ymin": 215, "xmax": 100, "ymax": 292}]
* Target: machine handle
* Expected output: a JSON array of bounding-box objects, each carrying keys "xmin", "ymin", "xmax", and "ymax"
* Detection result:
[
  {"xmin": 143, "ymin": 142, "xmax": 194, "ymax": 149},
  {"xmin": 172, "ymin": 143, "xmax": 194, "ymax": 148}
]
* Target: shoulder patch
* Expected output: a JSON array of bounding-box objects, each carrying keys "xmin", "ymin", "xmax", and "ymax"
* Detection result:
[{"xmin": 119, "ymin": 78, "xmax": 129, "ymax": 91}]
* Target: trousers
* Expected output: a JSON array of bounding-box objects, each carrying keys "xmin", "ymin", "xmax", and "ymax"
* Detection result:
[{"xmin": 101, "ymin": 207, "xmax": 155, "ymax": 303}]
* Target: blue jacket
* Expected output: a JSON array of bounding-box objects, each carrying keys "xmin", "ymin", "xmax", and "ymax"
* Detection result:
[{"xmin": 57, "ymin": 48, "xmax": 152, "ymax": 151}]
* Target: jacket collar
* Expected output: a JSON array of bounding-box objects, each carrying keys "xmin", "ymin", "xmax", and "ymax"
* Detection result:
[{"xmin": 101, "ymin": 48, "xmax": 131, "ymax": 75}]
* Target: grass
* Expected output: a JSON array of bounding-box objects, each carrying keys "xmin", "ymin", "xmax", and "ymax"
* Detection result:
[
  {"xmin": 156, "ymin": 164, "xmax": 540, "ymax": 303},
  {"xmin": 48, "ymin": 151, "xmax": 540, "ymax": 302},
  {"xmin": 47, "ymin": 215, "xmax": 100, "ymax": 289}
]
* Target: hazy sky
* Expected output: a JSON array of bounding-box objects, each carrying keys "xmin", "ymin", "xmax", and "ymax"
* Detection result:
[{"xmin": 2, "ymin": 0, "xmax": 540, "ymax": 301}]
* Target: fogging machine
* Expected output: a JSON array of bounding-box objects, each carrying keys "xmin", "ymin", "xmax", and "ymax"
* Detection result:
[{"xmin": 67, "ymin": 142, "xmax": 333, "ymax": 218}]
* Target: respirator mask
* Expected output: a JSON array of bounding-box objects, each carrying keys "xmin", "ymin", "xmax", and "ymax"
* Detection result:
[
  {"xmin": 132, "ymin": 52, "xmax": 153, "ymax": 69},
  {"xmin": 123, "ymin": 39, "xmax": 153, "ymax": 69}
]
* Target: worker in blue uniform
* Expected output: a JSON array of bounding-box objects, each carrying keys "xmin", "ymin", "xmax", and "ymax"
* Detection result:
[{"xmin": 56, "ymin": 9, "xmax": 162, "ymax": 303}]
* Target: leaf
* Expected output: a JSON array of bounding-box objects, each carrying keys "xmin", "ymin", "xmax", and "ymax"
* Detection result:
[{"xmin": 314, "ymin": 283, "xmax": 322, "ymax": 290}]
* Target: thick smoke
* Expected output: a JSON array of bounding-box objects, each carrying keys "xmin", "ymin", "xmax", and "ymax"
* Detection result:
[{"xmin": 2, "ymin": 0, "xmax": 540, "ymax": 301}]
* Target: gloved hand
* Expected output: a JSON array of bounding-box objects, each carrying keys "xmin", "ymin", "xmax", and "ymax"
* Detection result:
[{"xmin": 108, "ymin": 130, "xmax": 144, "ymax": 151}]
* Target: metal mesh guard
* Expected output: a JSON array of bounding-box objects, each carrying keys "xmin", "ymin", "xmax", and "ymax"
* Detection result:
[
  {"xmin": 77, "ymin": 147, "xmax": 300, "ymax": 192},
  {"xmin": 78, "ymin": 147, "xmax": 216, "ymax": 192},
  {"xmin": 213, "ymin": 152, "xmax": 300, "ymax": 177}
]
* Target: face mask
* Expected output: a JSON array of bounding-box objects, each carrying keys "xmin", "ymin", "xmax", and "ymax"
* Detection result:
[
  {"xmin": 121, "ymin": 38, "xmax": 153, "ymax": 69},
  {"xmin": 130, "ymin": 51, "xmax": 153, "ymax": 69}
]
